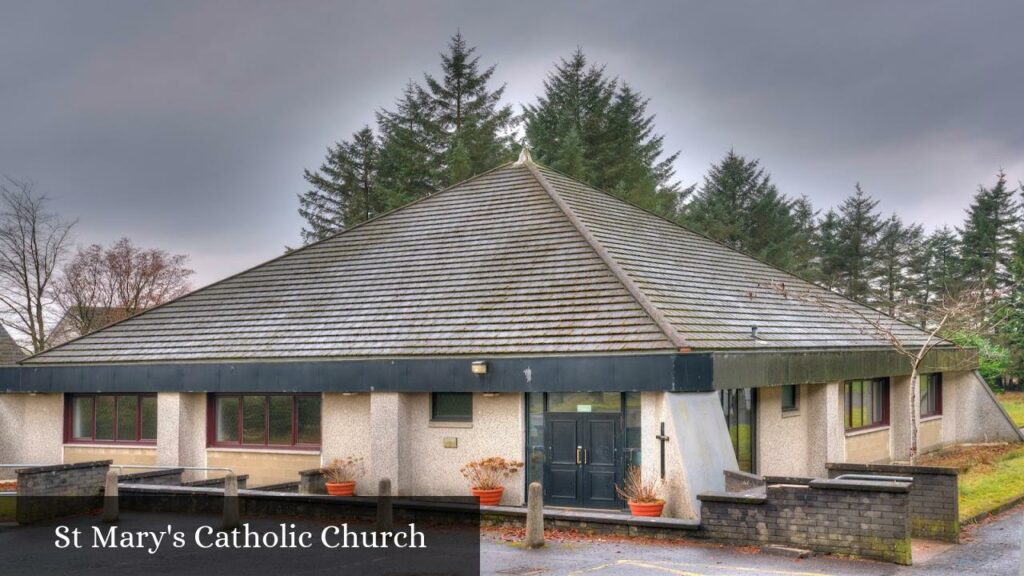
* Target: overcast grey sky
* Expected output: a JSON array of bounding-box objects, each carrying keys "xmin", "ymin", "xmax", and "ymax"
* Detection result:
[{"xmin": 2, "ymin": 1, "xmax": 1022, "ymax": 286}]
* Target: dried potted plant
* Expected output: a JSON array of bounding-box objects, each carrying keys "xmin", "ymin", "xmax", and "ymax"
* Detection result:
[
  {"xmin": 616, "ymin": 466, "xmax": 664, "ymax": 517},
  {"xmin": 460, "ymin": 456, "xmax": 524, "ymax": 505},
  {"xmin": 322, "ymin": 456, "xmax": 365, "ymax": 496}
]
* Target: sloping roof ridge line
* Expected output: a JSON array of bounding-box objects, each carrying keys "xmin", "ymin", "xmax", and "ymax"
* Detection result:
[{"xmin": 522, "ymin": 161, "xmax": 691, "ymax": 351}]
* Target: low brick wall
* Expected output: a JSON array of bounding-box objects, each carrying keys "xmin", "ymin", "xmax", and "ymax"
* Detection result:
[
  {"xmin": 699, "ymin": 478, "xmax": 913, "ymax": 564},
  {"xmin": 15, "ymin": 460, "xmax": 112, "ymax": 524},
  {"xmin": 827, "ymin": 462, "xmax": 959, "ymax": 542},
  {"xmin": 118, "ymin": 468, "xmax": 183, "ymax": 486}
]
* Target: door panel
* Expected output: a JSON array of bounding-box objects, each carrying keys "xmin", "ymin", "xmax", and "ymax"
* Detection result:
[
  {"xmin": 582, "ymin": 415, "xmax": 621, "ymax": 508},
  {"xmin": 544, "ymin": 416, "xmax": 582, "ymax": 506}
]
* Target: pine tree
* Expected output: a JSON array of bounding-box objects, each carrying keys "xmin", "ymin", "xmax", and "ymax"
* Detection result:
[
  {"xmin": 299, "ymin": 126, "xmax": 382, "ymax": 243},
  {"xmin": 1003, "ymin": 223, "xmax": 1024, "ymax": 380},
  {"xmin": 875, "ymin": 214, "xmax": 923, "ymax": 316},
  {"xmin": 422, "ymin": 32, "xmax": 516, "ymax": 185},
  {"xmin": 789, "ymin": 195, "xmax": 820, "ymax": 280},
  {"xmin": 524, "ymin": 49, "xmax": 681, "ymax": 216},
  {"xmin": 834, "ymin": 184, "xmax": 883, "ymax": 302},
  {"xmin": 958, "ymin": 170, "xmax": 1021, "ymax": 299},
  {"xmin": 374, "ymin": 83, "xmax": 439, "ymax": 208},
  {"xmin": 816, "ymin": 209, "xmax": 844, "ymax": 291},
  {"xmin": 908, "ymin": 226, "xmax": 962, "ymax": 327},
  {"xmin": 682, "ymin": 150, "xmax": 797, "ymax": 269}
]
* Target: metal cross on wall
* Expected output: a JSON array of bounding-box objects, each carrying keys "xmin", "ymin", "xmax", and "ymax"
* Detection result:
[{"xmin": 655, "ymin": 422, "xmax": 670, "ymax": 479}]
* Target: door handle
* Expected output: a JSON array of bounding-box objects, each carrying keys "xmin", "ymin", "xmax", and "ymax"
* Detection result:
[
  {"xmin": 583, "ymin": 449, "xmax": 588, "ymax": 464},
  {"xmin": 576, "ymin": 446, "xmax": 582, "ymax": 465}
]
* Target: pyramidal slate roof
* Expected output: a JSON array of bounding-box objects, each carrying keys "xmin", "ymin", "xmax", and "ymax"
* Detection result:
[{"xmin": 27, "ymin": 154, "xmax": 936, "ymax": 365}]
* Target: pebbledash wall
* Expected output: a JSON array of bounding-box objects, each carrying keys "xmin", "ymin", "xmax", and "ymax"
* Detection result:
[
  {"xmin": 754, "ymin": 370, "xmax": 1021, "ymax": 479},
  {"xmin": 0, "ymin": 369, "xmax": 1019, "ymax": 516}
]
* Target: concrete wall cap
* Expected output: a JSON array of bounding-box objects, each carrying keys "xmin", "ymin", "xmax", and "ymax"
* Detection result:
[
  {"xmin": 826, "ymin": 462, "xmax": 958, "ymax": 476},
  {"xmin": 697, "ymin": 491, "xmax": 767, "ymax": 504},
  {"xmin": 16, "ymin": 459, "xmax": 113, "ymax": 475},
  {"xmin": 809, "ymin": 478, "xmax": 911, "ymax": 493}
]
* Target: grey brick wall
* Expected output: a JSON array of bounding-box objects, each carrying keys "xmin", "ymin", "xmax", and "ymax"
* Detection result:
[
  {"xmin": 699, "ymin": 478, "xmax": 913, "ymax": 565},
  {"xmin": 15, "ymin": 460, "xmax": 112, "ymax": 524},
  {"xmin": 827, "ymin": 462, "xmax": 959, "ymax": 542},
  {"xmin": 299, "ymin": 468, "xmax": 327, "ymax": 495}
]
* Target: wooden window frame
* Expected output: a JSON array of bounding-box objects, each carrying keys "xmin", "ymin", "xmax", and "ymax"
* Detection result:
[
  {"xmin": 920, "ymin": 373, "xmax": 943, "ymax": 418},
  {"xmin": 207, "ymin": 393, "xmax": 322, "ymax": 450},
  {"xmin": 781, "ymin": 385, "xmax": 799, "ymax": 413},
  {"xmin": 64, "ymin": 393, "xmax": 157, "ymax": 445},
  {"xmin": 430, "ymin": 392, "xmax": 473, "ymax": 422},
  {"xmin": 844, "ymin": 378, "xmax": 890, "ymax": 432}
]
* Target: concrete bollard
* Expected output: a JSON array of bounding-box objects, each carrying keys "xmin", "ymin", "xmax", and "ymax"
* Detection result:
[
  {"xmin": 376, "ymin": 478, "xmax": 393, "ymax": 532},
  {"xmin": 222, "ymin": 473, "xmax": 240, "ymax": 531},
  {"xmin": 102, "ymin": 470, "xmax": 119, "ymax": 523},
  {"xmin": 524, "ymin": 482, "xmax": 544, "ymax": 549}
]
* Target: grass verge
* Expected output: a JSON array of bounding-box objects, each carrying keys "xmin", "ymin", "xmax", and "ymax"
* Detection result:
[
  {"xmin": 919, "ymin": 443, "xmax": 1024, "ymax": 521},
  {"xmin": 996, "ymin": 392, "xmax": 1024, "ymax": 428}
]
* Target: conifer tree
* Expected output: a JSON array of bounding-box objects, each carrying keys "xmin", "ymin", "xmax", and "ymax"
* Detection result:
[
  {"xmin": 1003, "ymin": 224, "xmax": 1024, "ymax": 380},
  {"xmin": 523, "ymin": 49, "xmax": 682, "ymax": 216},
  {"xmin": 816, "ymin": 209, "xmax": 843, "ymax": 291},
  {"xmin": 909, "ymin": 226, "xmax": 962, "ymax": 326},
  {"xmin": 875, "ymin": 214, "xmax": 923, "ymax": 316},
  {"xmin": 834, "ymin": 184, "xmax": 883, "ymax": 302},
  {"xmin": 958, "ymin": 170, "xmax": 1021, "ymax": 299},
  {"xmin": 682, "ymin": 150, "xmax": 797, "ymax": 269},
  {"xmin": 422, "ymin": 32, "xmax": 516, "ymax": 185},
  {"xmin": 299, "ymin": 126, "xmax": 382, "ymax": 243},
  {"xmin": 789, "ymin": 195, "xmax": 820, "ymax": 280},
  {"xmin": 375, "ymin": 83, "xmax": 439, "ymax": 207}
]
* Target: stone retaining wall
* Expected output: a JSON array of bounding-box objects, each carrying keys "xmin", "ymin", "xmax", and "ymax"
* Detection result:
[
  {"xmin": 827, "ymin": 462, "xmax": 958, "ymax": 542},
  {"xmin": 699, "ymin": 477, "xmax": 913, "ymax": 564},
  {"xmin": 15, "ymin": 460, "xmax": 111, "ymax": 524}
]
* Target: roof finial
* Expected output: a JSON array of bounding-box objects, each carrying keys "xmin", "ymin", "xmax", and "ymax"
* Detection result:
[{"xmin": 515, "ymin": 146, "xmax": 533, "ymax": 166}]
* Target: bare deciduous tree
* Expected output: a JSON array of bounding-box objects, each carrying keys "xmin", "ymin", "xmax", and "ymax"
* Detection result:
[
  {"xmin": 771, "ymin": 281, "xmax": 1007, "ymax": 463},
  {"xmin": 53, "ymin": 237, "xmax": 193, "ymax": 341},
  {"xmin": 0, "ymin": 178, "xmax": 75, "ymax": 352}
]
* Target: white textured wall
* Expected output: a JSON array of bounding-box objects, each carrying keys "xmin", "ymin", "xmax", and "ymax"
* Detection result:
[
  {"xmin": 805, "ymin": 382, "xmax": 844, "ymax": 477},
  {"xmin": 321, "ymin": 392, "xmax": 372, "ymax": 472},
  {"xmin": 157, "ymin": 392, "xmax": 207, "ymax": 480},
  {"xmin": 20, "ymin": 394, "xmax": 63, "ymax": 467},
  {"xmin": 757, "ymin": 385, "xmax": 810, "ymax": 477},
  {"xmin": 399, "ymin": 393, "xmax": 525, "ymax": 504},
  {"xmin": 951, "ymin": 370, "xmax": 1023, "ymax": 443}
]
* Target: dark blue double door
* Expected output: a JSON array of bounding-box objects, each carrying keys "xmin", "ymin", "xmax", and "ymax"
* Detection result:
[{"xmin": 543, "ymin": 412, "xmax": 623, "ymax": 509}]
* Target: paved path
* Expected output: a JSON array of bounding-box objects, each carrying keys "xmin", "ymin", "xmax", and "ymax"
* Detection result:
[{"xmin": 482, "ymin": 508, "xmax": 1023, "ymax": 575}]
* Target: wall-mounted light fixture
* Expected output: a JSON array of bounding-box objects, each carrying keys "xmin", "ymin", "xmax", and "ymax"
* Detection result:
[
  {"xmin": 341, "ymin": 392, "xmax": 360, "ymax": 396},
  {"xmin": 471, "ymin": 361, "xmax": 488, "ymax": 375},
  {"xmin": 481, "ymin": 392, "xmax": 501, "ymax": 398}
]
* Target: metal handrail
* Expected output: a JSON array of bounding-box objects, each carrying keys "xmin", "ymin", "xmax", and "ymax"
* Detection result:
[{"xmin": 111, "ymin": 465, "xmax": 233, "ymax": 475}]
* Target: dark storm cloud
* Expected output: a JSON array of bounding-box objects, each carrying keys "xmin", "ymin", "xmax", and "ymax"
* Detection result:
[{"xmin": 1, "ymin": 1, "xmax": 1022, "ymax": 285}]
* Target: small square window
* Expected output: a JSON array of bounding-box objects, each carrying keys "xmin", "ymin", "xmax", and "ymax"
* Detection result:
[
  {"xmin": 781, "ymin": 385, "xmax": 799, "ymax": 412},
  {"xmin": 920, "ymin": 373, "xmax": 942, "ymax": 417},
  {"xmin": 431, "ymin": 392, "xmax": 472, "ymax": 422}
]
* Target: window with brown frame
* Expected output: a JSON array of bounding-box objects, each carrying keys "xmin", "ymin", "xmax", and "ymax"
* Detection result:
[
  {"xmin": 920, "ymin": 373, "xmax": 943, "ymax": 417},
  {"xmin": 208, "ymin": 394, "xmax": 321, "ymax": 448},
  {"xmin": 65, "ymin": 394, "xmax": 157, "ymax": 444},
  {"xmin": 844, "ymin": 378, "xmax": 890, "ymax": 431}
]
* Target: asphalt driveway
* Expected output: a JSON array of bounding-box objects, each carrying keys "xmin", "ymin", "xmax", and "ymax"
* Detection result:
[{"xmin": 481, "ymin": 508, "xmax": 1023, "ymax": 576}]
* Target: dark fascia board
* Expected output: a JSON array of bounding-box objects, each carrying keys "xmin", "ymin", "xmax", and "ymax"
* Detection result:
[
  {"xmin": 710, "ymin": 346, "xmax": 977, "ymax": 389},
  {"xmin": 0, "ymin": 354, "xmax": 713, "ymax": 394},
  {"xmin": 0, "ymin": 347, "xmax": 972, "ymax": 394}
]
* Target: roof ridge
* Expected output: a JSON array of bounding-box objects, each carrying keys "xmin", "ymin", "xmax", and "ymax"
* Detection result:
[{"xmin": 522, "ymin": 160, "xmax": 691, "ymax": 351}]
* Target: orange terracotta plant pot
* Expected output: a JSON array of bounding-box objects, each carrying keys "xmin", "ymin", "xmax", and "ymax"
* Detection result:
[
  {"xmin": 325, "ymin": 481, "xmax": 356, "ymax": 496},
  {"xmin": 471, "ymin": 487, "xmax": 504, "ymax": 506},
  {"xmin": 628, "ymin": 500, "xmax": 665, "ymax": 517}
]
